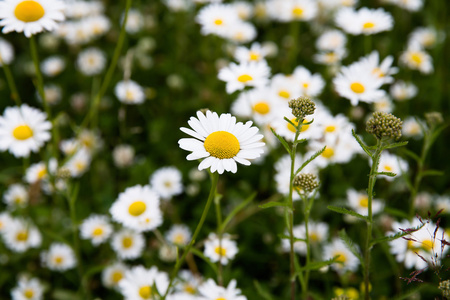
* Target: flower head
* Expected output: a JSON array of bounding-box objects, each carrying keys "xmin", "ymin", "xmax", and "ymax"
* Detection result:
[{"xmin": 366, "ymin": 111, "xmax": 402, "ymax": 140}]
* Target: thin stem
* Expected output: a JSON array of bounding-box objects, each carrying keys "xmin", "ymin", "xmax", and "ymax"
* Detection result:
[
  {"xmin": 162, "ymin": 172, "xmax": 219, "ymax": 299},
  {"xmin": 364, "ymin": 139, "xmax": 382, "ymax": 300},
  {"xmin": 302, "ymin": 194, "xmax": 312, "ymax": 299},
  {"xmin": 0, "ymin": 59, "xmax": 22, "ymax": 105},
  {"xmin": 215, "ymin": 193, "xmax": 223, "ymax": 286}
]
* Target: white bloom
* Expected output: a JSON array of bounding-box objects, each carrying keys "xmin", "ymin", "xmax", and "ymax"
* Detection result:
[
  {"xmin": 234, "ymin": 42, "xmax": 269, "ymax": 63},
  {"xmin": 11, "ymin": 276, "xmax": 44, "ymax": 300},
  {"xmin": 0, "ymin": 105, "xmax": 52, "ymax": 157},
  {"xmin": 222, "ymin": 21, "xmax": 257, "ymax": 44},
  {"xmin": 178, "ymin": 111, "xmax": 265, "ymax": 174},
  {"xmin": 347, "ymin": 189, "xmax": 383, "ymax": 216},
  {"xmin": 0, "ymin": 38, "xmax": 14, "ymax": 66},
  {"xmin": 124, "ymin": 9, "xmax": 144, "ymax": 34},
  {"xmin": 314, "ymin": 49, "xmax": 347, "ymax": 65},
  {"xmin": 373, "ymin": 95, "xmax": 394, "ymax": 113},
  {"xmin": 358, "ymin": 51, "xmax": 398, "ymax": 84},
  {"xmin": 150, "ymin": 166, "xmax": 183, "ymax": 200},
  {"xmin": 335, "ymin": 7, "xmax": 393, "ymax": 35},
  {"xmin": 198, "ymin": 279, "xmax": 247, "ymax": 300},
  {"xmin": 79, "ymin": 214, "xmax": 113, "ymax": 246},
  {"xmin": 385, "ymin": 0, "xmax": 423, "ymax": 12},
  {"xmin": 41, "ymin": 243, "xmax": 76, "ymax": 271},
  {"xmin": 77, "ymin": 47, "xmax": 106, "ymax": 76},
  {"xmin": 390, "ymin": 81, "xmax": 418, "ymax": 101},
  {"xmin": 111, "ymin": 229, "xmax": 145, "ymax": 260},
  {"xmin": 266, "ymin": 0, "xmax": 318, "ymax": 22},
  {"xmin": 3, "ymin": 183, "xmax": 28, "ymax": 208},
  {"xmin": 402, "ymin": 117, "xmax": 423, "ymax": 139},
  {"xmin": 113, "ymin": 144, "xmax": 135, "ymax": 168},
  {"xmin": 173, "ymin": 270, "xmax": 202, "ymax": 295},
  {"xmin": 64, "ymin": 148, "xmax": 91, "ymax": 177},
  {"xmin": 60, "ymin": 138, "xmax": 80, "ymax": 156},
  {"xmin": 0, "ymin": 212, "xmax": 13, "ymax": 234},
  {"xmin": 400, "ymin": 44, "xmax": 433, "ymax": 74},
  {"xmin": 204, "ymin": 233, "xmax": 238, "ymax": 265},
  {"xmin": 37, "ymin": 84, "xmax": 62, "ymax": 105},
  {"xmin": 115, "ymin": 80, "xmax": 146, "ymax": 105},
  {"xmin": 218, "ymin": 61, "xmax": 270, "ymax": 94},
  {"xmin": 24, "ymin": 159, "xmax": 57, "ymax": 184},
  {"xmin": 166, "ymin": 224, "xmax": 191, "ymax": 246},
  {"xmin": 196, "ymin": 4, "xmax": 241, "ymax": 37},
  {"xmin": 323, "ymin": 238, "xmax": 360, "ymax": 274},
  {"xmin": 41, "ymin": 56, "xmax": 65, "ymax": 77},
  {"xmin": 292, "ymin": 66, "xmax": 325, "ymax": 97},
  {"xmin": 85, "ymin": 15, "xmax": 110, "ymax": 38},
  {"xmin": 2, "ymin": 218, "xmax": 41, "ymax": 253},
  {"xmin": 102, "ymin": 262, "xmax": 129, "ymax": 289},
  {"xmin": 118, "ymin": 266, "xmax": 169, "ymax": 299},
  {"xmin": 271, "ymin": 106, "xmax": 320, "ymax": 142},
  {"xmin": 268, "ymin": 73, "xmax": 300, "ymax": 103},
  {"xmin": 408, "ymin": 27, "xmax": 440, "ymax": 49},
  {"xmin": 316, "ymin": 29, "xmax": 347, "ymax": 52},
  {"xmin": 281, "ymin": 221, "xmax": 329, "ymax": 255},
  {"xmin": 232, "ymin": 1, "xmax": 254, "ymax": 20},
  {"xmin": 373, "ymin": 152, "xmax": 408, "ymax": 181}
]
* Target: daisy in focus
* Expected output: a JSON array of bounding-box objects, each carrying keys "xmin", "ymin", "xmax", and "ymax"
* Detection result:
[
  {"xmin": 218, "ymin": 61, "xmax": 270, "ymax": 94},
  {"xmin": 178, "ymin": 110, "xmax": 265, "ymax": 174},
  {"xmin": 204, "ymin": 233, "xmax": 238, "ymax": 265},
  {"xmin": 0, "ymin": 105, "xmax": 52, "ymax": 158},
  {"xmin": 0, "ymin": 0, "xmax": 65, "ymax": 37}
]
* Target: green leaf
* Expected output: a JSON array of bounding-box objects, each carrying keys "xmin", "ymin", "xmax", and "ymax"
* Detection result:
[
  {"xmin": 401, "ymin": 148, "xmax": 421, "ymax": 162},
  {"xmin": 270, "ymin": 127, "xmax": 291, "ymax": 154},
  {"xmin": 52, "ymin": 290, "xmax": 82, "ymax": 300},
  {"xmin": 352, "ymin": 130, "xmax": 372, "ymax": 158},
  {"xmin": 382, "ymin": 141, "xmax": 408, "ymax": 150},
  {"xmin": 189, "ymin": 248, "xmax": 218, "ymax": 274},
  {"xmin": 219, "ymin": 192, "xmax": 256, "ymax": 233},
  {"xmin": 327, "ymin": 205, "xmax": 370, "ymax": 222},
  {"xmin": 421, "ymin": 169, "xmax": 444, "ymax": 177},
  {"xmin": 253, "ymin": 280, "xmax": 274, "ymax": 300},
  {"xmin": 296, "ymin": 256, "xmax": 340, "ymax": 272},
  {"xmin": 278, "ymin": 234, "xmax": 307, "ymax": 243},
  {"xmin": 339, "ymin": 229, "xmax": 364, "ymax": 266},
  {"xmin": 294, "ymin": 146, "xmax": 326, "ymax": 176},
  {"xmin": 384, "ymin": 207, "xmax": 409, "ymax": 219},
  {"xmin": 259, "ymin": 200, "xmax": 290, "ymax": 209},
  {"xmin": 375, "ymin": 171, "xmax": 397, "ymax": 177},
  {"xmin": 370, "ymin": 222, "xmax": 425, "ymax": 247}
]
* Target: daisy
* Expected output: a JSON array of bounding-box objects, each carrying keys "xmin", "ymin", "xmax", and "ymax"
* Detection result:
[
  {"xmin": 150, "ymin": 166, "xmax": 183, "ymax": 200},
  {"xmin": 196, "ymin": 4, "xmax": 241, "ymax": 37},
  {"xmin": 335, "ymin": 7, "xmax": 393, "ymax": 35},
  {"xmin": 0, "ymin": 0, "xmax": 65, "ymax": 37},
  {"xmin": 347, "ymin": 189, "xmax": 383, "ymax": 216},
  {"xmin": 2, "ymin": 218, "xmax": 41, "ymax": 253},
  {"xmin": 399, "ymin": 44, "xmax": 433, "ymax": 74},
  {"xmin": 292, "ymin": 66, "xmax": 325, "ymax": 97},
  {"xmin": 197, "ymin": 279, "xmax": 247, "ymax": 300},
  {"xmin": 123, "ymin": 9, "xmax": 144, "ymax": 34},
  {"xmin": 218, "ymin": 61, "xmax": 270, "ymax": 94},
  {"xmin": 314, "ymin": 49, "xmax": 347, "ymax": 66},
  {"xmin": 173, "ymin": 270, "xmax": 202, "ymax": 296},
  {"xmin": 3, "ymin": 183, "xmax": 28, "ymax": 208},
  {"xmin": 37, "ymin": 84, "xmax": 62, "ymax": 105},
  {"xmin": 204, "ymin": 233, "xmax": 238, "ymax": 265},
  {"xmin": 64, "ymin": 148, "xmax": 91, "ymax": 177},
  {"xmin": 77, "ymin": 129, "xmax": 103, "ymax": 153},
  {"xmin": 323, "ymin": 238, "xmax": 360, "ymax": 274},
  {"xmin": 60, "ymin": 138, "xmax": 80, "ymax": 156},
  {"xmin": 268, "ymin": 73, "xmax": 300, "ymax": 103},
  {"xmin": 385, "ymin": 0, "xmax": 423, "ymax": 12},
  {"xmin": 118, "ymin": 265, "xmax": 169, "ymax": 299},
  {"xmin": 85, "ymin": 15, "xmax": 110, "ymax": 38},
  {"xmin": 390, "ymin": 81, "xmax": 417, "ymax": 101},
  {"xmin": 110, "ymin": 185, "xmax": 162, "ymax": 232},
  {"xmin": 373, "ymin": 95, "xmax": 394, "ymax": 113},
  {"xmin": 409, "ymin": 27, "xmax": 440, "ymax": 49},
  {"xmin": 41, "ymin": 243, "xmax": 77, "ymax": 271},
  {"xmin": 115, "ymin": 80, "xmax": 146, "ymax": 105},
  {"xmin": 0, "ymin": 105, "xmax": 52, "ymax": 158},
  {"xmin": 358, "ymin": 51, "xmax": 398, "ymax": 84},
  {"xmin": 0, "ymin": 212, "xmax": 13, "ymax": 234},
  {"xmin": 79, "ymin": 214, "xmax": 113, "ymax": 246},
  {"xmin": 333, "ymin": 63, "xmax": 385, "ymax": 106},
  {"xmin": 234, "ymin": 43, "xmax": 269, "ymax": 63},
  {"xmin": 270, "ymin": 106, "xmax": 320, "ymax": 142},
  {"xmin": 163, "ymin": 0, "xmax": 194, "ymax": 12},
  {"xmin": 435, "ymin": 195, "xmax": 450, "ymax": 214},
  {"xmin": 315, "ymin": 29, "xmax": 347, "ymax": 52},
  {"xmin": 306, "ymin": 137, "xmax": 358, "ymax": 169},
  {"xmin": 178, "ymin": 110, "xmax": 265, "ymax": 174},
  {"xmin": 402, "ymin": 117, "xmax": 423, "ymax": 139},
  {"xmin": 373, "ymin": 152, "xmax": 408, "ymax": 181},
  {"xmin": 315, "ymin": 112, "xmax": 354, "ymax": 143},
  {"xmin": 11, "ymin": 276, "xmax": 44, "ymax": 300},
  {"xmin": 0, "ymin": 38, "xmax": 14, "ymax": 66},
  {"xmin": 223, "ymin": 21, "xmax": 257, "ymax": 44},
  {"xmin": 102, "ymin": 262, "xmax": 129, "ymax": 289},
  {"xmin": 113, "ymin": 144, "xmax": 135, "ymax": 168},
  {"xmin": 166, "ymin": 224, "xmax": 191, "ymax": 246},
  {"xmin": 232, "ymin": 1, "xmax": 254, "ymax": 20},
  {"xmin": 76, "ymin": 47, "xmax": 106, "ymax": 76},
  {"xmin": 111, "ymin": 229, "xmax": 145, "ymax": 260},
  {"xmin": 24, "ymin": 159, "xmax": 57, "ymax": 184},
  {"xmin": 266, "ymin": 0, "xmax": 317, "ymax": 22},
  {"xmin": 40, "ymin": 56, "xmax": 65, "ymax": 77}
]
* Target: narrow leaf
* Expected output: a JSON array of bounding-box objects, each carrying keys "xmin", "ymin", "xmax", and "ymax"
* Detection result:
[
  {"xmin": 278, "ymin": 234, "xmax": 307, "ymax": 243},
  {"xmin": 327, "ymin": 205, "xmax": 370, "ymax": 222},
  {"xmin": 297, "ymin": 256, "xmax": 340, "ymax": 272},
  {"xmin": 270, "ymin": 127, "xmax": 291, "ymax": 154},
  {"xmin": 352, "ymin": 130, "xmax": 372, "ymax": 158},
  {"xmin": 371, "ymin": 223, "xmax": 425, "ymax": 247},
  {"xmin": 376, "ymin": 171, "xmax": 397, "ymax": 177},
  {"xmin": 220, "ymin": 192, "xmax": 256, "ymax": 233},
  {"xmin": 295, "ymin": 146, "xmax": 326, "ymax": 176},
  {"xmin": 259, "ymin": 201, "xmax": 290, "ymax": 209},
  {"xmin": 189, "ymin": 248, "xmax": 218, "ymax": 273},
  {"xmin": 253, "ymin": 280, "xmax": 273, "ymax": 300},
  {"xmin": 384, "ymin": 207, "xmax": 409, "ymax": 219},
  {"xmin": 401, "ymin": 148, "xmax": 421, "ymax": 162},
  {"xmin": 421, "ymin": 169, "xmax": 444, "ymax": 177},
  {"xmin": 382, "ymin": 141, "xmax": 408, "ymax": 150},
  {"xmin": 339, "ymin": 229, "xmax": 364, "ymax": 266}
]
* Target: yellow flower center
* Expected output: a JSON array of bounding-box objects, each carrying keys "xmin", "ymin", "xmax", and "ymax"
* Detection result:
[
  {"xmin": 237, "ymin": 74, "xmax": 253, "ymax": 83},
  {"xmin": 13, "ymin": 125, "xmax": 34, "ymax": 140},
  {"xmin": 122, "ymin": 237, "xmax": 133, "ymax": 248},
  {"xmin": 75, "ymin": 161, "xmax": 86, "ymax": 171},
  {"xmin": 249, "ymin": 51, "xmax": 260, "ymax": 61},
  {"xmin": 125, "ymin": 90, "xmax": 135, "ymax": 100},
  {"xmin": 92, "ymin": 227, "xmax": 103, "ymax": 237},
  {"xmin": 278, "ymin": 90, "xmax": 290, "ymax": 99},
  {"xmin": 325, "ymin": 52, "xmax": 337, "ymax": 63},
  {"xmin": 128, "ymin": 201, "xmax": 146, "ymax": 216},
  {"xmin": 185, "ymin": 284, "xmax": 196, "ymax": 294},
  {"xmin": 173, "ymin": 233, "xmax": 185, "ymax": 244},
  {"xmin": 302, "ymin": 82, "xmax": 309, "ymax": 88},
  {"xmin": 214, "ymin": 19, "xmax": 223, "ymax": 26},
  {"xmin": 287, "ymin": 118, "xmax": 310, "ymax": 133},
  {"xmin": 359, "ymin": 196, "xmax": 369, "ymax": 208},
  {"xmin": 139, "ymin": 286, "xmax": 152, "ymax": 299},
  {"xmin": 14, "ymin": 196, "xmax": 24, "ymax": 204},
  {"xmin": 334, "ymin": 251, "xmax": 347, "ymax": 263},
  {"xmin": 112, "ymin": 271, "xmax": 123, "ymax": 284},
  {"xmin": 216, "ymin": 298, "xmax": 226, "ymax": 300},
  {"xmin": 372, "ymin": 67, "xmax": 384, "ymax": 77},
  {"xmin": 16, "ymin": 231, "xmax": 28, "ymax": 241},
  {"xmin": 253, "ymin": 102, "xmax": 270, "ymax": 115},
  {"xmin": 14, "ymin": 0, "xmax": 45, "ymax": 23},
  {"xmin": 310, "ymin": 233, "xmax": 319, "ymax": 242},
  {"xmin": 410, "ymin": 53, "xmax": 422, "ymax": 64},
  {"xmin": 24, "ymin": 289, "xmax": 34, "ymax": 299},
  {"xmin": 384, "ymin": 165, "xmax": 392, "ymax": 172},
  {"xmin": 54, "ymin": 256, "xmax": 63, "ymax": 264},
  {"xmin": 204, "ymin": 131, "xmax": 240, "ymax": 159},
  {"xmin": 363, "ymin": 22, "xmax": 375, "ymax": 29},
  {"xmin": 422, "ymin": 239, "xmax": 434, "ymax": 251},
  {"xmin": 325, "ymin": 125, "xmax": 336, "ymax": 133},
  {"xmin": 350, "ymin": 82, "xmax": 365, "ymax": 94},
  {"xmin": 214, "ymin": 246, "xmax": 227, "ymax": 256},
  {"xmin": 292, "ymin": 7, "xmax": 304, "ymax": 17},
  {"xmin": 37, "ymin": 168, "xmax": 47, "ymax": 179},
  {"xmin": 321, "ymin": 147, "xmax": 334, "ymax": 158}
]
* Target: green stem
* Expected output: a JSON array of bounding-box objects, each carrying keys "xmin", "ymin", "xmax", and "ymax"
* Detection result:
[
  {"xmin": 1, "ymin": 59, "xmax": 22, "ymax": 105},
  {"xmin": 302, "ymin": 194, "xmax": 312, "ymax": 299},
  {"xmin": 364, "ymin": 139, "xmax": 382, "ymax": 300},
  {"xmin": 162, "ymin": 172, "xmax": 219, "ymax": 299},
  {"xmin": 215, "ymin": 192, "xmax": 223, "ymax": 286}
]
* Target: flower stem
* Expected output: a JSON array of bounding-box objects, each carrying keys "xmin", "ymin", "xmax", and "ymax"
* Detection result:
[
  {"xmin": 162, "ymin": 172, "xmax": 219, "ymax": 299},
  {"xmin": 215, "ymin": 191, "xmax": 224, "ymax": 286},
  {"xmin": 0, "ymin": 59, "xmax": 22, "ymax": 105}
]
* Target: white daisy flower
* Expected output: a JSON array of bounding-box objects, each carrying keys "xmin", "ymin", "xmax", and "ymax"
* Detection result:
[
  {"xmin": 223, "ymin": 21, "xmax": 257, "ymax": 44},
  {"xmin": 0, "ymin": 38, "xmax": 14, "ymax": 66},
  {"xmin": 41, "ymin": 243, "xmax": 77, "ymax": 271},
  {"xmin": 306, "ymin": 137, "xmax": 358, "ymax": 169},
  {"xmin": 166, "ymin": 224, "xmax": 191, "ymax": 246},
  {"xmin": 115, "ymin": 80, "xmax": 146, "ymax": 105},
  {"xmin": 77, "ymin": 129, "xmax": 102, "ymax": 153},
  {"xmin": 335, "ymin": 7, "xmax": 393, "ymax": 35},
  {"xmin": 315, "ymin": 111, "xmax": 354, "ymax": 143},
  {"xmin": 232, "ymin": 1, "xmax": 254, "ymax": 20},
  {"xmin": 316, "ymin": 29, "xmax": 347, "ymax": 52},
  {"xmin": 266, "ymin": 0, "xmax": 318, "ymax": 22},
  {"xmin": 60, "ymin": 138, "xmax": 80, "ymax": 156},
  {"xmin": 402, "ymin": 117, "xmax": 423, "ymax": 139},
  {"xmin": 196, "ymin": 3, "xmax": 241, "ymax": 37},
  {"xmin": 0, "ymin": 105, "xmax": 52, "ymax": 158},
  {"xmin": 76, "ymin": 47, "xmax": 106, "ymax": 76},
  {"xmin": 0, "ymin": 211, "xmax": 13, "ymax": 234},
  {"xmin": 435, "ymin": 195, "xmax": 450, "ymax": 214},
  {"xmin": 110, "ymin": 185, "xmax": 162, "ymax": 232},
  {"xmin": 218, "ymin": 61, "xmax": 270, "ymax": 94},
  {"xmin": 373, "ymin": 95, "xmax": 394, "ymax": 113},
  {"xmin": 314, "ymin": 48, "xmax": 347, "ymax": 66},
  {"xmin": 40, "ymin": 56, "xmax": 65, "ymax": 77},
  {"xmin": 0, "ymin": 0, "xmax": 65, "ymax": 37},
  {"xmin": 358, "ymin": 51, "xmax": 398, "ymax": 84},
  {"xmin": 102, "ymin": 262, "xmax": 129, "ymax": 289},
  {"xmin": 269, "ymin": 73, "xmax": 300, "ymax": 103},
  {"xmin": 198, "ymin": 278, "xmax": 247, "ymax": 300},
  {"xmin": 390, "ymin": 80, "xmax": 418, "ymax": 101},
  {"xmin": 163, "ymin": 0, "xmax": 194, "ymax": 12},
  {"xmin": 111, "ymin": 229, "xmax": 145, "ymax": 260},
  {"xmin": 24, "ymin": 159, "xmax": 57, "ymax": 184},
  {"xmin": 123, "ymin": 9, "xmax": 144, "ymax": 34},
  {"xmin": 373, "ymin": 152, "xmax": 408, "ymax": 181},
  {"xmin": 85, "ymin": 15, "xmax": 110, "ymax": 38},
  {"xmin": 347, "ymin": 189, "xmax": 383, "ymax": 216},
  {"xmin": 64, "ymin": 148, "xmax": 91, "ymax": 178},
  {"xmin": 292, "ymin": 66, "xmax": 325, "ymax": 97},
  {"xmin": 3, "ymin": 218, "xmax": 41, "ymax": 253},
  {"xmin": 173, "ymin": 270, "xmax": 202, "ymax": 295},
  {"xmin": 270, "ymin": 106, "xmax": 320, "ymax": 142},
  {"xmin": 178, "ymin": 111, "xmax": 265, "ymax": 174},
  {"xmin": 281, "ymin": 221, "xmax": 329, "ymax": 255},
  {"xmin": 234, "ymin": 42, "xmax": 269, "ymax": 63},
  {"xmin": 408, "ymin": 27, "xmax": 440, "ymax": 49},
  {"xmin": 11, "ymin": 276, "xmax": 44, "ymax": 300},
  {"xmin": 333, "ymin": 63, "xmax": 385, "ymax": 106},
  {"xmin": 385, "ymin": 0, "xmax": 423, "ymax": 12},
  {"xmin": 399, "ymin": 43, "xmax": 433, "ymax": 74},
  {"xmin": 118, "ymin": 265, "xmax": 169, "ymax": 299},
  {"xmin": 324, "ymin": 238, "xmax": 360, "ymax": 274},
  {"xmin": 79, "ymin": 214, "xmax": 113, "ymax": 246},
  {"xmin": 3, "ymin": 183, "xmax": 28, "ymax": 208},
  {"xmin": 204, "ymin": 233, "xmax": 238, "ymax": 265},
  {"xmin": 150, "ymin": 166, "xmax": 183, "ymax": 200},
  {"xmin": 37, "ymin": 84, "xmax": 62, "ymax": 105},
  {"xmin": 113, "ymin": 144, "xmax": 135, "ymax": 168}
]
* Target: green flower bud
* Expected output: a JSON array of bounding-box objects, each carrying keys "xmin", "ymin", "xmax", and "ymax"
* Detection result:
[
  {"xmin": 425, "ymin": 112, "xmax": 444, "ymax": 127},
  {"xmin": 366, "ymin": 112, "xmax": 403, "ymax": 140},
  {"xmin": 288, "ymin": 97, "xmax": 315, "ymax": 119},
  {"xmin": 293, "ymin": 173, "xmax": 319, "ymax": 194}
]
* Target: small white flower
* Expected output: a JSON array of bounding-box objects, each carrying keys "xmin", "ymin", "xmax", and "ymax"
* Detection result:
[
  {"xmin": 400, "ymin": 43, "xmax": 433, "ymax": 74},
  {"xmin": 118, "ymin": 265, "xmax": 169, "ymax": 299},
  {"xmin": 335, "ymin": 7, "xmax": 393, "ymax": 35},
  {"xmin": 41, "ymin": 56, "xmax": 65, "ymax": 77},
  {"xmin": 3, "ymin": 183, "xmax": 28, "ymax": 208},
  {"xmin": 347, "ymin": 189, "xmax": 384, "ymax": 216},
  {"xmin": 316, "ymin": 29, "xmax": 347, "ymax": 52},
  {"xmin": 166, "ymin": 224, "xmax": 191, "ymax": 246},
  {"xmin": 373, "ymin": 152, "xmax": 408, "ymax": 181},
  {"xmin": 218, "ymin": 61, "xmax": 270, "ymax": 94},
  {"xmin": 281, "ymin": 221, "xmax": 329, "ymax": 255},
  {"xmin": 115, "ymin": 80, "xmax": 146, "ymax": 105},
  {"xmin": 111, "ymin": 229, "xmax": 145, "ymax": 260},
  {"xmin": 198, "ymin": 278, "xmax": 247, "ymax": 300},
  {"xmin": 150, "ymin": 166, "xmax": 183, "ymax": 200},
  {"xmin": 77, "ymin": 47, "xmax": 106, "ymax": 76},
  {"xmin": 64, "ymin": 148, "xmax": 91, "ymax": 178},
  {"xmin": 292, "ymin": 66, "xmax": 325, "ymax": 97},
  {"xmin": 204, "ymin": 233, "xmax": 238, "ymax": 265},
  {"xmin": 124, "ymin": 9, "xmax": 144, "ymax": 34},
  {"xmin": 0, "ymin": 211, "xmax": 13, "ymax": 234},
  {"xmin": 3, "ymin": 218, "xmax": 41, "ymax": 253},
  {"xmin": 402, "ymin": 117, "xmax": 423, "ymax": 139},
  {"xmin": 196, "ymin": 3, "xmax": 241, "ymax": 37},
  {"xmin": 102, "ymin": 262, "xmax": 129, "ymax": 289},
  {"xmin": 234, "ymin": 42, "xmax": 269, "ymax": 63},
  {"xmin": 390, "ymin": 81, "xmax": 418, "ymax": 101},
  {"xmin": 79, "ymin": 214, "xmax": 113, "ymax": 246},
  {"xmin": 11, "ymin": 276, "xmax": 44, "ymax": 300},
  {"xmin": 323, "ymin": 238, "xmax": 360, "ymax": 274},
  {"xmin": 41, "ymin": 243, "xmax": 76, "ymax": 271},
  {"xmin": 113, "ymin": 144, "xmax": 135, "ymax": 168}
]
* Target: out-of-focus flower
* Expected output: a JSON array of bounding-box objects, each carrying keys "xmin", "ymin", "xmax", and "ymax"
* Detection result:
[
  {"xmin": 218, "ymin": 61, "xmax": 270, "ymax": 94},
  {"xmin": 77, "ymin": 47, "xmax": 107, "ymax": 76},
  {"xmin": 11, "ymin": 276, "xmax": 44, "ymax": 300},
  {"xmin": 400, "ymin": 43, "xmax": 433, "ymax": 74},
  {"xmin": 102, "ymin": 262, "xmax": 129, "ymax": 289},
  {"xmin": 113, "ymin": 144, "xmax": 135, "ymax": 168},
  {"xmin": 41, "ymin": 243, "xmax": 77, "ymax": 271},
  {"xmin": 204, "ymin": 233, "xmax": 238, "ymax": 265},
  {"xmin": 150, "ymin": 167, "xmax": 183, "ymax": 200},
  {"xmin": 324, "ymin": 238, "xmax": 360, "ymax": 274},
  {"xmin": 2, "ymin": 218, "xmax": 41, "ymax": 253},
  {"xmin": 115, "ymin": 80, "xmax": 146, "ymax": 105},
  {"xmin": 80, "ymin": 214, "xmax": 113, "ymax": 246},
  {"xmin": 111, "ymin": 229, "xmax": 145, "ymax": 260},
  {"xmin": 0, "ymin": 38, "xmax": 14, "ymax": 66},
  {"xmin": 3, "ymin": 184, "xmax": 28, "ymax": 208},
  {"xmin": 41, "ymin": 56, "xmax": 65, "ymax": 77},
  {"xmin": 335, "ymin": 7, "xmax": 393, "ymax": 35},
  {"xmin": 118, "ymin": 266, "xmax": 169, "ymax": 299},
  {"xmin": 390, "ymin": 81, "xmax": 418, "ymax": 101},
  {"xmin": 198, "ymin": 279, "xmax": 247, "ymax": 300}
]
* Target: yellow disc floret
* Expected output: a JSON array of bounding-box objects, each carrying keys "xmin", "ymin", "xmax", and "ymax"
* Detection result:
[
  {"xmin": 128, "ymin": 201, "xmax": 146, "ymax": 216},
  {"xmin": 322, "ymin": 147, "xmax": 334, "ymax": 158},
  {"xmin": 139, "ymin": 286, "xmax": 152, "ymax": 299},
  {"xmin": 363, "ymin": 22, "xmax": 375, "ymax": 29},
  {"xmin": 214, "ymin": 246, "xmax": 227, "ymax": 256},
  {"xmin": 13, "ymin": 125, "xmax": 33, "ymax": 140},
  {"xmin": 15, "ymin": 1, "xmax": 45, "ymax": 23},
  {"xmin": 204, "ymin": 131, "xmax": 240, "ymax": 159},
  {"xmin": 24, "ymin": 289, "xmax": 34, "ymax": 299},
  {"xmin": 359, "ymin": 196, "xmax": 369, "ymax": 208},
  {"xmin": 253, "ymin": 102, "xmax": 270, "ymax": 115},
  {"xmin": 112, "ymin": 271, "xmax": 123, "ymax": 284},
  {"xmin": 350, "ymin": 82, "xmax": 365, "ymax": 94},
  {"xmin": 237, "ymin": 74, "xmax": 253, "ymax": 83},
  {"xmin": 122, "ymin": 237, "xmax": 133, "ymax": 248}
]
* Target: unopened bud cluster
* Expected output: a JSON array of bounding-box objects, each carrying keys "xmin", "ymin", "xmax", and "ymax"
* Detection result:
[
  {"xmin": 439, "ymin": 280, "xmax": 450, "ymax": 298},
  {"xmin": 288, "ymin": 97, "xmax": 315, "ymax": 119},
  {"xmin": 425, "ymin": 112, "xmax": 443, "ymax": 127},
  {"xmin": 293, "ymin": 173, "xmax": 319, "ymax": 194},
  {"xmin": 366, "ymin": 112, "xmax": 403, "ymax": 140}
]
